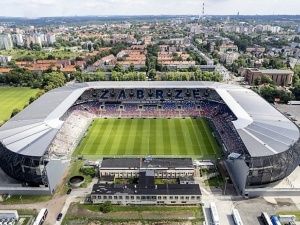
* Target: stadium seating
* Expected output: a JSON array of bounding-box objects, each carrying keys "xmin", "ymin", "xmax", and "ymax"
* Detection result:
[
  {"xmin": 49, "ymin": 110, "xmax": 94, "ymax": 155},
  {"xmin": 54, "ymin": 88, "xmax": 249, "ymax": 157}
]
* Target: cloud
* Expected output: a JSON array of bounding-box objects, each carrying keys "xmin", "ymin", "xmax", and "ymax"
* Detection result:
[{"xmin": 0, "ymin": 0, "xmax": 299, "ymax": 17}]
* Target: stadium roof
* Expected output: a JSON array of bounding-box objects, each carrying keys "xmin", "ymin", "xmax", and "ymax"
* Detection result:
[{"xmin": 0, "ymin": 81, "xmax": 298, "ymax": 158}]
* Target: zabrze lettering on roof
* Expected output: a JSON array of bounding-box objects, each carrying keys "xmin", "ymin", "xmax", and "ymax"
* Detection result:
[{"xmin": 95, "ymin": 89, "xmax": 204, "ymax": 100}]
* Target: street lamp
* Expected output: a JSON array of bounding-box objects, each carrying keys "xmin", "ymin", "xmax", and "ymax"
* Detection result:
[
  {"xmin": 223, "ymin": 177, "xmax": 229, "ymax": 195},
  {"xmin": 20, "ymin": 195, "xmax": 25, "ymax": 213}
]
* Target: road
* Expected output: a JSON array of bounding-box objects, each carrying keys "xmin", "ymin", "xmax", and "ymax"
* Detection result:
[
  {"xmin": 190, "ymin": 44, "xmax": 214, "ymax": 65},
  {"xmin": 0, "ymin": 195, "xmax": 68, "ymax": 225},
  {"xmin": 194, "ymin": 168, "xmax": 235, "ymax": 225},
  {"xmin": 215, "ymin": 64, "xmax": 231, "ymax": 82}
]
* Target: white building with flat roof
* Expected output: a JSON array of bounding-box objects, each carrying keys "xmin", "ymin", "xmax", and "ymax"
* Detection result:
[
  {"xmin": 0, "ymin": 55, "xmax": 12, "ymax": 65},
  {"xmin": 0, "ymin": 210, "xmax": 19, "ymax": 221},
  {"xmin": 0, "ymin": 34, "xmax": 13, "ymax": 50},
  {"xmin": 12, "ymin": 34, "xmax": 24, "ymax": 46}
]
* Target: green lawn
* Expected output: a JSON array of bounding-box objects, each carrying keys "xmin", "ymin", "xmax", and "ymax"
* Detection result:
[
  {"xmin": 3, "ymin": 195, "xmax": 51, "ymax": 204},
  {"xmin": 74, "ymin": 118, "xmax": 221, "ymax": 158},
  {"xmin": 0, "ymin": 87, "xmax": 39, "ymax": 122}
]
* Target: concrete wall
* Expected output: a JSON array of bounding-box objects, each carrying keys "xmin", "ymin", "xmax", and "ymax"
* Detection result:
[
  {"xmin": 46, "ymin": 159, "xmax": 70, "ymax": 194},
  {"xmin": 245, "ymin": 188, "xmax": 300, "ymax": 198},
  {"xmin": 0, "ymin": 186, "xmax": 51, "ymax": 195},
  {"xmin": 225, "ymin": 158, "xmax": 249, "ymax": 196}
]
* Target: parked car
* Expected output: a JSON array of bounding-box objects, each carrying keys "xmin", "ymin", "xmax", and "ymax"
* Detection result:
[
  {"xmin": 57, "ymin": 213, "xmax": 63, "ymax": 221},
  {"xmin": 67, "ymin": 188, "xmax": 72, "ymax": 195}
]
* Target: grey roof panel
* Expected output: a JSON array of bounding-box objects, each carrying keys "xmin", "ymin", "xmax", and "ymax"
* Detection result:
[
  {"xmin": 19, "ymin": 129, "xmax": 58, "ymax": 156},
  {"xmin": 0, "ymin": 122, "xmax": 45, "ymax": 140},
  {"xmin": 237, "ymin": 129, "xmax": 276, "ymax": 157}
]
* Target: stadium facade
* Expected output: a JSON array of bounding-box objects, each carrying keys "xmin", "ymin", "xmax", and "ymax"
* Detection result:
[{"xmin": 0, "ymin": 81, "xmax": 299, "ymax": 196}]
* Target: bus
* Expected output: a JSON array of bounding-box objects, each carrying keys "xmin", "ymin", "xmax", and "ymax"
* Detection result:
[
  {"xmin": 210, "ymin": 202, "xmax": 220, "ymax": 225},
  {"xmin": 33, "ymin": 208, "xmax": 48, "ymax": 225},
  {"xmin": 232, "ymin": 208, "xmax": 244, "ymax": 225},
  {"xmin": 270, "ymin": 215, "xmax": 282, "ymax": 225},
  {"xmin": 261, "ymin": 212, "xmax": 273, "ymax": 225}
]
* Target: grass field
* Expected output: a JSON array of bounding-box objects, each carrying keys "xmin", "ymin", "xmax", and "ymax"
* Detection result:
[
  {"xmin": 0, "ymin": 48, "xmax": 83, "ymax": 61},
  {"xmin": 74, "ymin": 118, "xmax": 221, "ymax": 159},
  {"xmin": 0, "ymin": 87, "xmax": 39, "ymax": 122}
]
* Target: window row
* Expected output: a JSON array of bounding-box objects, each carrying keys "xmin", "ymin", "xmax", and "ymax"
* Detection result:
[{"xmin": 93, "ymin": 195, "xmax": 200, "ymax": 201}]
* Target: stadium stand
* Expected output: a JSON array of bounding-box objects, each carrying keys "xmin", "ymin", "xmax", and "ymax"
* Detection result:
[{"xmin": 0, "ymin": 81, "xmax": 299, "ymax": 196}]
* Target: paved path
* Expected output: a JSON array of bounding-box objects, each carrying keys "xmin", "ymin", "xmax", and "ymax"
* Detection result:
[
  {"xmin": 194, "ymin": 168, "xmax": 235, "ymax": 225},
  {"xmin": 0, "ymin": 195, "xmax": 68, "ymax": 225}
]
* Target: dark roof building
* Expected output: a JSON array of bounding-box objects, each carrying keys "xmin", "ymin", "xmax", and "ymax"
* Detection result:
[{"xmin": 91, "ymin": 171, "xmax": 201, "ymax": 205}]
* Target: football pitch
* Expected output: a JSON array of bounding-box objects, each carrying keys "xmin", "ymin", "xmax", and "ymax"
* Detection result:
[
  {"xmin": 0, "ymin": 87, "xmax": 38, "ymax": 123},
  {"xmin": 75, "ymin": 118, "xmax": 221, "ymax": 159}
]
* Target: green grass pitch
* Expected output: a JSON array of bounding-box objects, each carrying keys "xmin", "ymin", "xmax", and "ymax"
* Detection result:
[
  {"xmin": 75, "ymin": 118, "xmax": 221, "ymax": 159},
  {"xmin": 0, "ymin": 87, "xmax": 39, "ymax": 123}
]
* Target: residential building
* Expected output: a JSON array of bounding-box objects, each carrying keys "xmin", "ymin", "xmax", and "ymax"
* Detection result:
[
  {"xmin": 123, "ymin": 23, "xmax": 131, "ymax": 29},
  {"xmin": 169, "ymin": 38, "xmax": 190, "ymax": 45},
  {"xmin": 245, "ymin": 68, "xmax": 294, "ymax": 86},
  {"xmin": 0, "ymin": 34, "xmax": 13, "ymax": 50},
  {"xmin": 219, "ymin": 44, "xmax": 238, "ymax": 53},
  {"xmin": 179, "ymin": 176, "xmax": 195, "ymax": 184},
  {"xmin": 160, "ymin": 61, "xmax": 196, "ymax": 69},
  {"xmin": 91, "ymin": 171, "xmax": 201, "ymax": 205},
  {"xmin": 46, "ymin": 33, "xmax": 56, "ymax": 44},
  {"xmin": 220, "ymin": 52, "xmax": 239, "ymax": 65},
  {"xmin": 0, "ymin": 68, "xmax": 12, "ymax": 74},
  {"xmin": 246, "ymin": 46, "xmax": 265, "ymax": 53},
  {"xmin": 0, "ymin": 55, "xmax": 12, "ymax": 65},
  {"xmin": 12, "ymin": 34, "xmax": 24, "ymax": 46},
  {"xmin": 93, "ymin": 54, "xmax": 116, "ymax": 67},
  {"xmin": 26, "ymin": 34, "xmax": 42, "ymax": 48},
  {"xmin": 99, "ymin": 157, "xmax": 194, "ymax": 179}
]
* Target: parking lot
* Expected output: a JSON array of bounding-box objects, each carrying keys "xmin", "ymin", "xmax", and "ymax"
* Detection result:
[
  {"xmin": 235, "ymin": 197, "xmax": 299, "ymax": 225},
  {"xmin": 276, "ymin": 104, "xmax": 300, "ymax": 125}
]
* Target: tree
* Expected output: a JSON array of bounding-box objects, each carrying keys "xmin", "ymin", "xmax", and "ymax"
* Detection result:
[
  {"xmin": 88, "ymin": 44, "xmax": 92, "ymax": 52},
  {"xmin": 47, "ymin": 55, "xmax": 55, "ymax": 60},
  {"xmin": 93, "ymin": 71, "xmax": 107, "ymax": 81},
  {"xmin": 11, "ymin": 108, "xmax": 21, "ymax": 118},
  {"xmin": 99, "ymin": 201, "xmax": 112, "ymax": 213},
  {"xmin": 32, "ymin": 43, "xmax": 42, "ymax": 51},
  {"xmin": 292, "ymin": 84, "xmax": 300, "ymax": 100},
  {"xmin": 126, "ymin": 63, "xmax": 135, "ymax": 73},
  {"xmin": 260, "ymin": 75, "xmax": 273, "ymax": 85},
  {"xmin": 255, "ymin": 77, "xmax": 262, "ymax": 85},
  {"xmin": 113, "ymin": 63, "xmax": 124, "ymax": 73},
  {"xmin": 42, "ymin": 72, "xmax": 66, "ymax": 91},
  {"xmin": 260, "ymin": 85, "xmax": 292, "ymax": 103},
  {"xmin": 148, "ymin": 69, "xmax": 156, "ymax": 80},
  {"xmin": 80, "ymin": 167, "xmax": 95, "ymax": 177}
]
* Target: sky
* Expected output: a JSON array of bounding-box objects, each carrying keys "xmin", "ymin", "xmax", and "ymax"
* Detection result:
[{"xmin": 1, "ymin": 0, "xmax": 300, "ymax": 18}]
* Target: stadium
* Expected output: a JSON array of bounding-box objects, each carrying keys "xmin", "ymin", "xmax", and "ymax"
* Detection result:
[{"xmin": 0, "ymin": 81, "xmax": 299, "ymax": 196}]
